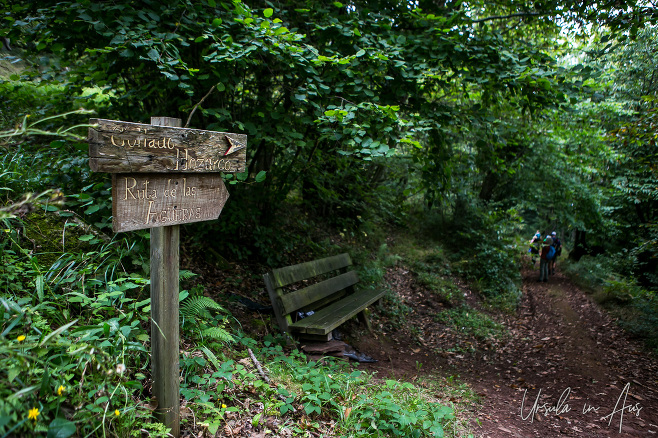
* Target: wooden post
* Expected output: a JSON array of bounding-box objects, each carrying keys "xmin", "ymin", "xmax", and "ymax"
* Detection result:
[
  {"xmin": 86, "ymin": 115, "xmax": 246, "ymax": 437},
  {"xmin": 150, "ymin": 116, "xmax": 181, "ymax": 437}
]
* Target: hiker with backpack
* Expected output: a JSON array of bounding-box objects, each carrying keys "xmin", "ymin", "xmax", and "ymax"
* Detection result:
[
  {"xmin": 528, "ymin": 231, "xmax": 542, "ymax": 266},
  {"xmin": 549, "ymin": 231, "xmax": 562, "ymax": 275},
  {"xmin": 539, "ymin": 235, "xmax": 554, "ymax": 282}
]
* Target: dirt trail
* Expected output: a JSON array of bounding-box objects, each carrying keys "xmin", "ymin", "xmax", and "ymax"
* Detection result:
[{"xmin": 354, "ymin": 268, "xmax": 658, "ymax": 437}]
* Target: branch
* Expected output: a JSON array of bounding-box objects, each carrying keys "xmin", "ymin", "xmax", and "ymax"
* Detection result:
[
  {"xmin": 247, "ymin": 347, "xmax": 296, "ymax": 411},
  {"xmin": 473, "ymin": 12, "xmax": 543, "ymax": 23},
  {"xmin": 247, "ymin": 348, "xmax": 271, "ymax": 384},
  {"xmin": 0, "ymin": 109, "xmax": 95, "ymax": 141},
  {"xmin": 184, "ymin": 84, "xmax": 216, "ymax": 128}
]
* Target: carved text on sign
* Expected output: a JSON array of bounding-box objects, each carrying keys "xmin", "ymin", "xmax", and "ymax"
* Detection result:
[
  {"xmin": 111, "ymin": 135, "xmax": 175, "ymax": 149},
  {"xmin": 173, "ymin": 148, "xmax": 235, "ymax": 171},
  {"xmin": 112, "ymin": 174, "xmax": 230, "ymax": 233},
  {"xmin": 89, "ymin": 119, "xmax": 247, "ymax": 173}
]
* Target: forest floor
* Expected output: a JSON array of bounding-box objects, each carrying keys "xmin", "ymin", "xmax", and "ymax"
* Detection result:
[
  {"xmin": 348, "ymin": 264, "xmax": 658, "ymax": 437},
  {"xmin": 193, "ymin": 242, "xmax": 658, "ymax": 437}
]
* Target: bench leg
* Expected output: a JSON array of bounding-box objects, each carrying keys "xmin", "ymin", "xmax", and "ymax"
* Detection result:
[{"xmin": 357, "ymin": 308, "xmax": 373, "ymax": 334}]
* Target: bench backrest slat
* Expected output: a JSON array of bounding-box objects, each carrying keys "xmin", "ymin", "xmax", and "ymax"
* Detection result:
[
  {"xmin": 270, "ymin": 253, "xmax": 352, "ymax": 288},
  {"xmin": 279, "ymin": 270, "xmax": 359, "ymax": 315}
]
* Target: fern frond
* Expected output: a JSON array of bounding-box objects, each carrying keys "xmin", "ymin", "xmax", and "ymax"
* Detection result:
[
  {"xmin": 180, "ymin": 296, "xmax": 226, "ymax": 320},
  {"xmin": 201, "ymin": 327, "xmax": 234, "ymax": 344},
  {"xmin": 179, "ymin": 270, "xmax": 198, "ymax": 280}
]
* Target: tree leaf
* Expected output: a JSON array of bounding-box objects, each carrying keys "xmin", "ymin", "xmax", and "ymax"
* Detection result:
[
  {"xmin": 40, "ymin": 320, "xmax": 78, "ymax": 347},
  {"xmin": 36, "ymin": 275, "xmax": 44, "ymax": 302},
  {"xmin": 263, "ymin": 8, "xmax": 273, "ymax": 18},
  {"xmin": 147, "ymin": 48, "xmax": 159, "ymax": 62}
]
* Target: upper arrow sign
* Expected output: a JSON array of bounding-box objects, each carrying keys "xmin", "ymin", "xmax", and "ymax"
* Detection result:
[
  {"xmin": 224, "ymin": 135, "xmax": 247, "ymax": 156},
  {"xmin": 88, "ymin": 118, "xmax": 247, "ymax": 173}
]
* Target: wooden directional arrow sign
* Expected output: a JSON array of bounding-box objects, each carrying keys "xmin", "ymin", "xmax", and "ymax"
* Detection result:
[
  {"xmin": 88, "ymin": 118, "xmax": 247, "ymax": 173},
  {"xmin": 112, "ymin": 173, "xmax": 230, "ymax": 233}
]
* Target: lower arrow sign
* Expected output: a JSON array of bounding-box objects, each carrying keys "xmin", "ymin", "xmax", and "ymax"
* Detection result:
[{"xmin": 111, "ymin": 173, "xmax": 229, "ymax": 232}]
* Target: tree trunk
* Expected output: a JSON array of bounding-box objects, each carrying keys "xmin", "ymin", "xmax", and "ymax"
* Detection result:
[
  {"xmin": 569, "ymin": 229, "xmax": 588, "ymax": 261},
  {"xmin": 478, "ymin": 171, "xmax": 499, "ymax": 202}
]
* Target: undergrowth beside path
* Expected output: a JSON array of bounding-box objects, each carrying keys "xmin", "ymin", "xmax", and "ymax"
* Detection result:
[{"xmin": 0, "ymin": 207, "xmax": 479, "ymax": 437}]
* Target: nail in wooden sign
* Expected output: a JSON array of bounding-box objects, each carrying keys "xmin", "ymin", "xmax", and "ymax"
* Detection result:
[
  {"xmin": 112, "ymin": 173, "xmax": 230, "ymax": 233},
  {"xmin": 88, "ymin": 119, "xmax": 247, "ymax": 173}
]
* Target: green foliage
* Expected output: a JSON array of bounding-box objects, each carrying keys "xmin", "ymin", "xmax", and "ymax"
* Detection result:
[
  {"xmin": 0, "ymin": 294, "xmax": 151, "ymax": 437},
  {"xmin": 0, "ymin": 193, "xmax": 155, "ymax": 436},
  {"xmin": 265, "ymin": 347, "xmax": 456, "ymax": 437},
  {"xmin": 353, "ymin": 244, "xmax": 400, "ymax": 286},
  {"xmin": 129, "ymin": 422, "xmax": 171, "ymax": 438},
  {"xmin": 424, "ymin": 202, "xmax": 523, "ymax": 307},
  {"xmin": 435, "ymin": 306, "xmax": 507, "ymax": 341},
  {"xmin": 344, "ymin": 380, "xmax": 454, "ymax": 437},
  {"xmin": 562, "ymin": 255, "xmax": 610, "ymax": 293},
  {"xmin": 563, "ymin": 255, "xmax": 658, "ymax": 351},
  {"xmin": 3, "ymin": 0, "xmax": 619, "ymax": 263},
  {"xmin": 1, "ymin": 0, "xmax": 657, "ymax": 434},
  {"xmin": 417, "ymin": 272, "xmax": 462, "ymax": 305},
  {"xmin": 180, "ymin": 288, "xmax": 234, "ymax": 344},
  {"xmin": 180, "ymin": 295, "xmax": 226, "ymax": 320},
  {"xmin": 410, "ymin": 249, "xmax": 462, "ymax": 307}
]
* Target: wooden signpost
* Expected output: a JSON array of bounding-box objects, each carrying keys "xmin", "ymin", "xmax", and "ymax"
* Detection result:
[
  {"xmin": 88, "ymin": 117, "xmax": 246, "ymax": 437},
  {"xmin": 88, "ymin": 118, "xmax": 247, "ymax": 174},
  {"xmin": 111, "ymin": 173, "xmax": 229, "ymax": 232}
]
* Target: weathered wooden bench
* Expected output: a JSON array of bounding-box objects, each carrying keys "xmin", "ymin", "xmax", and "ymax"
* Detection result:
[{"xmin": 264, "ymin": 253, "xmax": 386, "ymax": 342}]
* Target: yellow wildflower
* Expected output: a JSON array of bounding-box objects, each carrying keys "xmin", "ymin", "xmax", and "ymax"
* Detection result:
[
  {"xmin": 57, "ymin": 385, "xmax": 65, "ymax": 396},
  {"xmin": 16, "ymin": 335, "xmax": 26, "ymax": 342},
  {"xmin": 114, "ymin": 409, "xmax": 120, "ymax": 416},
  {"xmin": 221, "ymin": 404, "xmax": 227, "ymax": 409},
  {"xmin": 28, "ymin": 407, "xmax": 39, "ymax": 421}
]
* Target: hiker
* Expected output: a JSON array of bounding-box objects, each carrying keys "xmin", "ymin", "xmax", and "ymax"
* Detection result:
[
  {"xmin": 539, "ymin": 235, "xmax": 553, "ymax": 282},
  {"xmin": 550, "ymin": 231, "xmax": 562, "ymax": 275},
  {"xmin": 528, "ymin": 231, "xmax": 542, "ymax": 265}
]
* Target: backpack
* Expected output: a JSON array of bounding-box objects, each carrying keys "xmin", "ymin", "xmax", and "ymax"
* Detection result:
[{"xmin": 547, "ymin": 245, "xmax": 556, "ymax": 260}]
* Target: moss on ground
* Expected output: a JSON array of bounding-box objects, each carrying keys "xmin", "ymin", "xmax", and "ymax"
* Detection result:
[{"xmin": 21, "ymin": 210, "xmax": 93, "ymax": 269}]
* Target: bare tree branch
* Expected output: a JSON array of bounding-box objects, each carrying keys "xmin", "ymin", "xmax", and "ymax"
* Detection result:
[{"xmin": 184, "ymin": 84, "xmax": 217, "ymax": 128}]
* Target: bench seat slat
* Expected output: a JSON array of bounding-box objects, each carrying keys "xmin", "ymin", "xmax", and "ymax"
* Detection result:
[
  {"xmin": 270, "ymin": 254, "xmax": 352, "ymax": 288},
  {"xmin": 280, "ymin": 271, "xmax": 359, "ymax": 315},
  {"xmin": 289, "ymin": 288, "xmax": 386, "ymax": 335}
]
